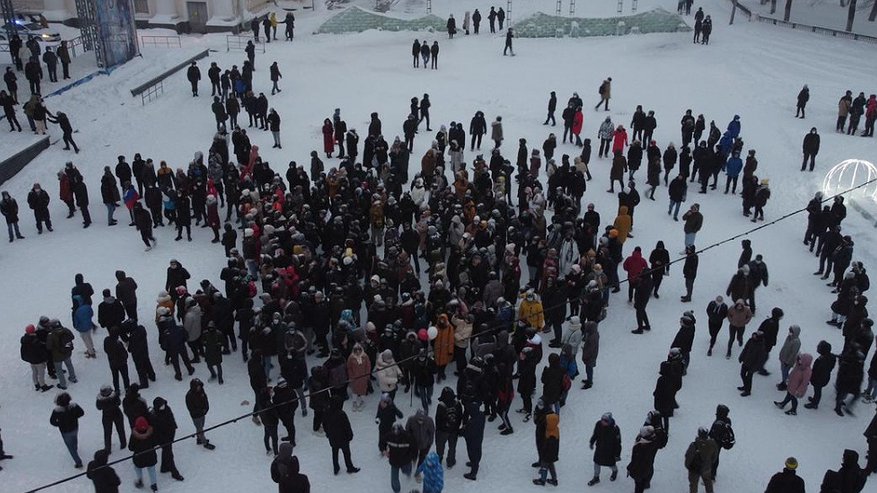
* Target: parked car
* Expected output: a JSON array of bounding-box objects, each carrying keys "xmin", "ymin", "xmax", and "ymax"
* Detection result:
[{"xmin": 0, "ymin": 16, "xmax": 61, "ymax": 43}]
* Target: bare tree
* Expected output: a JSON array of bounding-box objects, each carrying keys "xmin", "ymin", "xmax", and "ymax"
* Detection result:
[
  {"xmin": 784, "ymin": 0, "xmax": 793, "ymax": 20},
  {"xmin": 869, "ymin": 0, "xmax": 876, "ymax": 21},
  {"xmin": 771, "ymin": 0, "xmax": 777, "ymax": 13}
]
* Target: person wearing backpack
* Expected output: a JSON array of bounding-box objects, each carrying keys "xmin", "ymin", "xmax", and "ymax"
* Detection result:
[
  {"xmin": 707, "ymin": 404, "xmax": 734, "ymax": 479},
  {"xmin": 685, "ymin": 427, "xmax": 718, "ymax": 493},
  {"xmin": 434, "ymin": 386, "xmax": 462, "ymax": 468},
  {"xmin": 46, "ymin": 319, "xmax": 77, "ymax": 390},
  {"xmin": 595, "ymin": 78, "xmax": 612, "ymax": 111}
]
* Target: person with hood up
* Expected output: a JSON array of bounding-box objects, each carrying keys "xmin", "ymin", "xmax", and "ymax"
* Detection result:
[
  {"xmin": 87, "ymin": 448, "xmax": 121, "ymax": 493},
  {"xmin": 434, "ymin": 386, "xmax": 462, "ymax": 467},
  {"xmin": 820, "ymin": 449, "xmax": 868, "ymax": 492},
  {"xmin": 685, "ymin": 427, "xmax": 718, "ymax": 493},
  {"xmin": 774, "ymin": 353, "xmax": 813, "ymax": 415},
  {"xmin": 580, "ymin": 321, "xmax": 600, "ymax": 389},
  {"xmin": 518, "ymin": 290, "xmax": 545, "ymax": 332},
  {"xmin": 185, "ymin": 378, "xmax": 215, "ymax": 450},
  {"xmin": 776, "ymin": 325, "xmax": 802, "ymax": 391},
  {"xmin": 0, "ymin": 191, "xmax": 24, "ymax": 242},
  {"xmin": 623, "ymin": 246, "xmax": 649, "ymax": 304},
  {"xmin": 376, "ymin": 349, "xmax": 404, "ymax": 400},
  {"xmin": 323, "ymin": 397, "xmax": 359, "ymax": 475},
  {"xmin": 627, "ymin": 425, "xmax": 660, "ymax": 493},
  {"xmin": 72, "ymin": 294, "xmax": 97, "ymax": 358},
  {"xmin": 128, "ymin": 416, "xmax": 158, "ymax": 491},
  {"xmin": 272, "ymin": 446, "xmax": 310, "ymax": 493},
  {"xmin": 149, "ymin": 396, "xmax": 184, "ymax": 481},
  {"xmin": 346, "ymin": 343, "xmax": 371, "ymax": 411},
  {"xmin": 406, "ymin": 408, "xmax": 436, "ymax": 474},
  {"xmin": 738, "ymin": 331, "xmax": 767, "ymax": 397},
  {"xmin": 804, "ymin": 341, "xmax": 836, "ymax": 409},
  {"xmin": 588, "ymin": 412, "xmax": 621, "ymax": 486},
  {"xmin": 796, "ymin": 85, "xmax": 809, "ymax": 118},
  {"xmin": 725, "ymin": 299, "xmax": 753, "ymax": 359},
  {"xmin": 802, "ymin": 127, "xmax": 820, "ymax": 172},
  {"xmin": 418, "ymin": 450, "xmax": 444, "ymax": 493},
  {"xmin": 533, "ymin": 410, "xmax": 560, "ymax": 486},
  {"xmin": 50, "ymin": 391, "xmax": 85, "ymax": 468}
]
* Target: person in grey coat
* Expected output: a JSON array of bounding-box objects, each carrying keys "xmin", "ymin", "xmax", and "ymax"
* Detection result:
[
  {"xmin": 776, "ymin": 325, "xmax": 801, "ymax": 391},
  {"xmin": 491, "ymin": 116, "xmax": 503, "ymax": 148},
  {"xmin": 405, "ymin": 408, "xmax": 435, "ymax": 474}
]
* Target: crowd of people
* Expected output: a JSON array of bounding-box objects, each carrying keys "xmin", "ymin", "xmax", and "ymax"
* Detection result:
[{"xmin": 0, "ymin": 6, "xmax": 875, "ymax": 493}]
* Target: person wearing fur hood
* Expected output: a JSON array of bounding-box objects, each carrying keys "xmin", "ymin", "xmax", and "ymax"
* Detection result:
[
  {"xmin": 376, "ymin": 349, "xmax": 403, "ymax": 399},
  {"xmin": 96, "ymin": 385, "xmax": 126, "ymax": 453},
  {"xmin": 346, "ymin": 343, "xmax": 371, "ymax": 411},
  {"xmin": 627, "ymin": 425, "xmax": 660, "ymax": 493},
  {"xmin": 774, "ymin": 353, "xmax": 813, "ymax": 415}
]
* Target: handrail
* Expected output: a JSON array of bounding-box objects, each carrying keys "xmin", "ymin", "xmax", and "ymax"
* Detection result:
[
  {"xmin": 129, "ymin": 48, "xmax": 210, "ymax": 98},
  {"xmin": 139, "ymin": 34, "xmax": 182, "ymax": 48}
]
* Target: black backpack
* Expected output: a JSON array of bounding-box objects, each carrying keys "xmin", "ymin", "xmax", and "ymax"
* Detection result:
[
  {"xmin": 598, "ymin": 83, "xmax": 605, "ymax": 95},
  {"xmin": 720, "ymin": 423, "xmax": 735, "ymax": 450}
]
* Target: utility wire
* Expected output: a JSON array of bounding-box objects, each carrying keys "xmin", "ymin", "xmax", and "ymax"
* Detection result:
[{"xmin": 21, "ymin": 178, "xmax": 875, "ymax": 493}]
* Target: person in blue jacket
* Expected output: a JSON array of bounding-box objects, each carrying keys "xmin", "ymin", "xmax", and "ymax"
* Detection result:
[
  {"xmin": 724, "ymin": 152, "xmax": 743, "ymax": 194},
  {"xmin": 726, "ymin": 115, "xmax": 741, "ymax": 140},
  {"xmin": 418, "ymin": 451, "xmax": 444, "ymax": 493},
  {"xmin": 72, "ymin": 294, "xmax": 97, "ymax": 358}
]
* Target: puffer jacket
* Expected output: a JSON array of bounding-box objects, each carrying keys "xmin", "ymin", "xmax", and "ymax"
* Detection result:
[
  {"xmin": 375, "ymin": 350, "xmax": 403, "ymax": 392},
  {"xmin": 786, "ymin": 353, "xmax": 813, "ymax": 398},
  {"xmin": 778, "ymin": 325, "xmax": 802, "ymax": 368}
]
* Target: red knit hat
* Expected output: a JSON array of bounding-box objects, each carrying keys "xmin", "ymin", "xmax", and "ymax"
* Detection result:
[
  {"xmin": 134, "ymin": 416, "xmax": 149, "ymax": 432},
  {"xmin": 25, "ymin": 324, "xmax": 36, "ymax": 334}
]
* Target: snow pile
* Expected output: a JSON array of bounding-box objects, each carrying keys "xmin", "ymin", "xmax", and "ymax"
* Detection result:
[
  {"xmin": 514, "ymin": 8, "xmax": 691, "ymax": 38},
  {"xmin": 315, "ymin": 6, "xmax": 446, "ymax": 34}
]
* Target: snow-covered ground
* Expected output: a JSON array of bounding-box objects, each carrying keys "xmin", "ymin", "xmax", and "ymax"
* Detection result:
[{"xmin": 1, "ymin": 0, "xmax": 877, "ymax": 492}]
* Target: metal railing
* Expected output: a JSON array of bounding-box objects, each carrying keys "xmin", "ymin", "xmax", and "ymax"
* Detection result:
[
  {"xmin": 226, "ymin": 34, "xmax": 266, "ymax": 53},
  {"xmin": 67, "ymin": 35, "xmax": 88, "ymax": 57},
  {"xmin": 0, "ymin": 41, "xmax": 8, "ymax": 53},
  {"xmin": 138, "ymin": 79, "xmax": 164, "ymax": 105},
  {"xmin": 139, "ymin": 34, "xmax": 182, "ymax": 48},
  {"xmin": 129, "ymin": 48, "xmax": 210, "ymax": 105},
  {"xmin": 753, "ymin": 14, "xmax": 877, "ymax": 43}
]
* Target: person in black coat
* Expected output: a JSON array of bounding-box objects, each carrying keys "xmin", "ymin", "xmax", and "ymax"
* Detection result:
[
  {"xmin": 804, "ymin": 340, "xmax": 836, "ymax": 409},
  {"xmin": 185, "ymin": 378, "xmax": 215, "ymax": 449},
  {"xmin": 820, "ymin": 449, "xmax": 867, "ymax": 493},
  {"xmin": 627, "ymin": 426, "xmax": 660, "ymax": 493},
  {"xmin": 469, "ymin": 111, "xmax": 486, "ymax": 151},
  {"xmin": 50, "ymin": 392, "xmax": 85, "ymax": 467},
  {"xmin": 322, "ymin": 397, "xmax": 359, "ymax": 475},
  {"xmin": 756, "ymin": 307, "xmax": 784, "ymax": 375},
  {"xmin": 738, "ymin": 331, "xmax": 767, "ymax": 396},
  {"xmin": 544, "ymin": 91, "xmax": 557, "ymax": 126},
  {"xmin": 96, "ymin": 385, "xmax": 126, "ymax": 452},
  {"xmin": 681, "ymin": 244, "xmax": 698, "ymax": 302},
  {"xmin": 834, "ymin": 349, "xmax": 865, "ymax": 417},
  {"xmin": 631, "ymin": 275, "xmax": 653, "ymax": 333},
  {"xmin": 540, "ymin": 353, "xmax": 565, "ymax": 410},
  {"xmin": 802, "ymin": 127, "xmax": 820, "ymax": 172},
  {"xmin": 87, "ymin": 449, "xmax": 121, "ymax": 493},
  {"xmin": 272, "ymin": 445, "xmax": 310, "ymax": 493},
  {"xmin": 671, "ymin": 312, "xmax": 697, "ymax": 371},
  {"xmin": 149, "ymin": 397, "xmax": 184, "ymax": 480},
  {"xmin": 588, "ymin": 413, "xmax": 621, "ymax": 485},
  {"xmin": 104, "ymin": 327, "xmax": 130, "ymax": 394},
  {"xmin": 186, "ymin": 61, "xmax": 200, "ymax": 97},
  {"xmin": 27, "ymin": 182, "xmax": 52, "ymax": 233},
  {"xmin": 128, "ymin": 416, "xmax": 158, "ymax": 489},
  {"xmin": 796, "ymin": 85, "xmax": 809, "ymax": 118},
  {"xmin": 765, "ymin": 457, "xmax": 805, "ymax": 493}
]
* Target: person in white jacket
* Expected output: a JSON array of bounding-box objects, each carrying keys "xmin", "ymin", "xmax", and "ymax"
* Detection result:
[{"xmin": 376, "ymin": 349, "xmax": 403, "ymax": 400}]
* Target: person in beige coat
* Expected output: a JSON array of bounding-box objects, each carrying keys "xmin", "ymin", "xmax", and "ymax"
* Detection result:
[{"xmin": 725, "ymin": 299, "xmax": 753, "ymax": 359}]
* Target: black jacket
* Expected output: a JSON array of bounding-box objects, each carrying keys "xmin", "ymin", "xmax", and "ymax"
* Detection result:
[
  {"xmin": 87, "ymin": 452, "xmax": 121, "ymax": 493},
  {"xmin": 20, "ymin": 333, "xmax": 47, "ymax": 364},
  {"xmin": 322, "ymin": 407, "xmax": 353, "ymax": 448},
  {"xmin": 50, "ymin": 403, "xmax": 84, "ymax": 433},
  {"xmin": 765, "ymin": 468, "xmax": 805, "ymax": 493}
]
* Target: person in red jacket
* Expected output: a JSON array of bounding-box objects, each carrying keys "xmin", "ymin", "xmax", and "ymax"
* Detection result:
[
  {"xmin": 571, "ymin": 107, "xmax": 584, "ymax": 147},
  {"xmin": 863, "ymin": 94, "xmax": 876, "ymax": 137},
  {"xmin": 322, "ymin": 119, "xmax": 334, "ymax": 158},
  {"xmin": 612, "ymin": 125, "xmax": 628, "ymax": 154},
  {"xmin": 623, "ymin": 246, "xmax": 649, "ymax": 304}
]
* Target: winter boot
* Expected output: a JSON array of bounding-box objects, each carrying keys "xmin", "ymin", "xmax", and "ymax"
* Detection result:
[{"xmin": 587, "ymin": 477, "xmax": 600, "ymax": 486}]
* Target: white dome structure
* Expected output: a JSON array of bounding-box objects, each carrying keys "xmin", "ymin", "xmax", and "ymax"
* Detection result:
[{"xmin": 822, "ymin": 159, "xmax": 877, "ymax": 202}]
